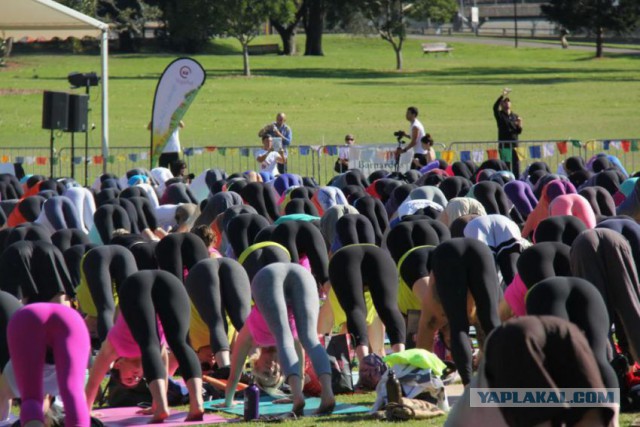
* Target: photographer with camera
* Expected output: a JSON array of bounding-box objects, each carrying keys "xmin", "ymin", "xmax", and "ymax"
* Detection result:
[
  {"xmin": 395, "ymin": 106, "xmax": 426, "ymax": 170},
  {"xmin": 493, "ymin": 88, "xmax": 523, "ymax": 177},
  {"xmin": 256, "ymin": 134, "xmax": 287, "ymax": 178}
]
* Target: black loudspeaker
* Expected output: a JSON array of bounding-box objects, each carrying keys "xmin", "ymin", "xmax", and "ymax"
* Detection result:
[
  {"xmin": 42, "ymin": 91, "xmax": 69, "ymax": 130},
  {"xmin": 67, "ymin": 94, "xmax": 89, "ymax": 132}
]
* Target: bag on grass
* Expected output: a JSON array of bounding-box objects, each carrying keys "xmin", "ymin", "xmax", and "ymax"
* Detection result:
[{"xmin": 320, "ymin": 334, "xmax": 355, "ymax": 394}]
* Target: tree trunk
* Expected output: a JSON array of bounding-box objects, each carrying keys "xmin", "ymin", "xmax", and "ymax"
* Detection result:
[
  {"xmin": 271, "ymin": 21, "xmax": 297, "ymax": 55},
  {"xmin": 395, "ymin": 46, "xmax": 403, "ymax": 70},
  {"xmin": 595, "ymin": 27, "xmax": 604, "ymax": 58},
  {"xmin": 303, "ymin": 0, "xmax": 325, "ymax": 56},
  {"xmin": 242, "ymin": 43, "xmax": 251, "ymax": 77}
]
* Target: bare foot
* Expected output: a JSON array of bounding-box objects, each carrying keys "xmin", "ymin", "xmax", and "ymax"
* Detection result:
[
  {"xmin": 292, "ymin": 398, "xmax": 305, "ymax": 417},
  {"xmin": 185, "ymin": 409, "xmax": 204, "ymax": 422},
  {"xmin": 316, "ymin": 396, "xmax": 336, "ymax": 416},
  {"xmin": 149, "ymin": 409, "xmax": 169, "ymax": 424}
]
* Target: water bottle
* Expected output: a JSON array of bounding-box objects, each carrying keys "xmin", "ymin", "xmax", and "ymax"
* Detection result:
[
  {"xmin": 244, "ymin": 374, "xmax": 260, "ymax": 421},
  {"xmin": 386, "ymin": 368, "xmax": 402, "ymax": 405}
]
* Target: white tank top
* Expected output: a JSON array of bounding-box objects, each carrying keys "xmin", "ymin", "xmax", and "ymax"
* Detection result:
[{"xmin": 411, "ymin": 119, "xmax": 426, "ymax": 154}]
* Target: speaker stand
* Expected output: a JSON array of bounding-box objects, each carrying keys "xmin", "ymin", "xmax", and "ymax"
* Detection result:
[
  {"xmin": 49, "ymin": 128, "xmax": 54, "ymax": 178},
  {"xmin": 71, "ymin": 132, "xmax": 75, "ymax": 180}
]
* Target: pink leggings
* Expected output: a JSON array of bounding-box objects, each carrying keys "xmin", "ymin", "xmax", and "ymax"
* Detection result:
[{"xmin": 8, "ymin": 303, "xmax": 90, "ymax": 427}]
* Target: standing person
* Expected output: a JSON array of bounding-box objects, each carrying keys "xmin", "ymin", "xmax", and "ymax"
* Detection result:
[
  {"xmin": 273, "ymin": 113, "xmax": 292, "ymax": 174},
  {"xmin": 256, "ymin": 135, "xmax": 286, "ymax": 178},
  {"xmin": 335, "ymin": 134, "xmax": 355, "ymax": 173},
  {"xmin": 493, "ymin": 89, "xmax": 523, "ymax": 177},
  {"xmin": 149, "ymin": 120, "xmax": 185, "ymax": 169},
  {"xmin": 560, "ymin": 28, "xmax": 570, "ymax": 48},
  {"xmin": 397, "ymin": 106, "xmax": 426, "ymax": 170}
]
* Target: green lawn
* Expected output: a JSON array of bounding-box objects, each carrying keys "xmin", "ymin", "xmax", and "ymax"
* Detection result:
[{"xmin": 0, "ymin": 34, "xmax": 639, "ymax": 152}]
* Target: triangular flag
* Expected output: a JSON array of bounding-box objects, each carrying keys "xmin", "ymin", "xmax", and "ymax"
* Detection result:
[
  {"xmin": 205, "ymin": 146, "xmax": 217, "ymax": 152},
  {"xmin": 441, "ymin": 150, "xmax": 455, "ymax": 164},
  {"xmin": 107, "ymin": 155, "xmax": 116, "ymax": 164},
  {"xmin": 299, "ymin": 146, "xmax": 310, "ymax": 156},
  {"xmin": 194, "ymin": 148, "xmax": 204, "ymax": 155},
  {"xmin": 117, "ymin": 155, "xmax": 126, "ymax": 162},
  {"xmin": 128, "ymin": 153, "xmax": 139, "ymax": 162},
  {"xmin": 460, "ymin": 151, "xmax": 471, "ymax": 162},
  {"xmin": 556, "ymin": 141, "xmax": 568, "ymax": 154},
  {"xmin": 326, "ymin": 146, "xmax": 338, "ymax": 156},
  {"xmin": 218, "ymin": 148, "xmax": 226, "ymax": 156},
  {"xmin": 528, "ymin": 146, "xmax": 541, "ymax": 159},
  {"xmin": 610, "ymin": 141, "xmax": 621, "ymax": 150},
  {"xmin": 499, "ymin": 148, "xmax": 512, "ymax": 162},
  {"xmin": 632, "ymin": 140, "xmax": 640, "ymax": 152},
  {"xmin": 486, "ymin": 149, "xmax": 499, "ymax": 160},
  {"xmin": 571, "ymin": 140, "xmax": 581, "ymax": 148},
  {"xmin": 93, "ymin": 156, "xmax": 103, "ymax": 165},
  {"xmin": 36, "ymin": 157, "xmax": 47, "ymax": 165},
  {"xmin": 584, "ymin": 140, "xmax": 596, "ymax": 151}
]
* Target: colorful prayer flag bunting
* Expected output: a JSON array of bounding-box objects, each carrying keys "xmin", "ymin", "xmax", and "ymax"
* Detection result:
[
  {"xmin": 15, "ymin": 156, "xmax": 24, "ymax": 164},
  {"xmin": 441, "ymin": 150, "xmax": 455, "ymax": 164},
  {"xmin": 486, "ymin": 149, "xmax": 499, "ymax": 160},
  {"xmin": 1, "ymin": 155, "xmax": 9, "ymax": 163},
  {"xmin": 603, "ymin": 140, "xmax": 611, "ymax": 150},
  {"xmin": 184, "ymin": 148, "xmax": 194, "ymax": 156},
  {"xmin": 93, "ymin": 156, "xmax": 103, "ymax": 165},
  {"xmin": 460, "ymin": 151, "xmax": 471, "ymax": 162},
  {"xmin": 299, "ymin": 146, "xmax": 310, "ymax": 156},
  {"xmin": 632, "ymin": 140, "xmax": 640, "ymax": 152},
  {"xmin": 556, "ymin": 141, "xmax": 568, "ymax": 154},
  {"xmin": 472, "ymin": 151, "xmax": 484, "ymax": 163},
  {"xmin": 514, "ymin": 147, "xmax": 527, "ymax": 161},
  {"xmin": 240, "ymin": 148, "xmax": 250, "ymax": 157},
  {"xmin": 218, "ymin": 148, "xmax": 226, "ymax": 156},
  {"xmin": 542, "ymin": 143, "xmax": 555, "ymax": 158},
  {"xmin": 73, "ymin": 156, "xmax": 83, "ymax": 165},
  {"xmin": 529, "ymin": 145, "xmax": 541, "ymax": 159},
  {"xmin": 571, "ymin": 140, "xmax": 581, "ymax": 148},
  {"xmin": 36, "ymin": 157, "xmax": 47, "ymax": 165},
  {"xmin": 622, "ymin": 140, "xmax": 631, "ymax": 153},
  {"xmin": 499, "ymin": 148, "xmax": 512, "ymax": 162}
]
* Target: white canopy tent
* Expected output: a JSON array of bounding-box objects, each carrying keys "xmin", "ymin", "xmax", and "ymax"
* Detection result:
[{"xmin": 0, "ymin": 0, "xmax": 109, "ymax": 173}]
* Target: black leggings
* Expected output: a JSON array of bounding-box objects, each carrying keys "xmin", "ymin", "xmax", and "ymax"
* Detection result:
[
  {"xmin": 526, "ymin": 277, "xmax": 618, "ymax": 389},
  {"xmin": 353, "ymin": 196, "xmax": 389, "ymax": 246},
  {"xmin": 533, "ymin": 215, "xmax": 587, "ymax": 245},
  {"xmin": 83, "ymin": 245, "xmax": 138, "ymax": 341},
  {"xmin": 0, "ymin": 291, "xmax": 22, "ymax": 371},
  {"xmin": 284, "ymin": 199, "xmax": 319, "ymax": 216},
  {"xmin": 51, "ymin": 229, "xmax": 90, "ymax": 253},
  {"xmin": 93, "ymin": 204, "xmax": 132, "ymax": 244},
  {"xmin": 0, "ymin": 241, "xmax": 74, "ymax": 302},
  {"xmin": 238, "ymin": 243, "xmax": 291, "ymax": 281},
  {"xmin": 597, "ymin": 217, "xmax": 640, "ymax": 264},
  {"xmin": 163, "ymin": 183, "xmax": 198, "ymax": 205},
  {"xmin": 119, "ymin": 270, "xmax": 201, "ymax": 382},
  {"xmin": 5, "ymin": 224, "xmax": 52, "ymax": 247},
  {"xmin": 332, "ymin": 214, "xmax": 376, "ymax": 252},
  {"xmin": 185, "ymin": 258, "xmax": 251, "ymax": 353},
  {"xmin": 256, "ymin": 220, "xmax": 329, "ymax": 284},
  {"xmin": 439, "ymin": 176, "xmax": 472, "ymax": 201},
  {"xmin": 384, "ymin": 184, "xmax": 415, "ymax": 218},
  {"xmin": 63, "ymin": 243, "xmax": 99, "ymax": 288},
  {"xmin": 14, "ymin": 196, "xmax": 45, "ymax": 223},
  {"xmin": 398, "ymin": 246, "xmax": 435, "ymax": 290},
  {"xmin": 194, "ymin": 192, "xmax": 244, "ymax": 228},
  {"xmin": 579, "ymin": 187, "xmax": 616, "ymax": 217},
  {"xmin": 125, "ymin": 196, "xmax": 158, "ymax": 231},
  {"xmin": 239, "ymin": 182, "xmax": 280, "ymax": 222},
  {"xmin": 39, "ymin": 196, "xmax": 83, "ymax": 231},
  {"xmin": 384, "ymin": 219, "xmax": 444, "ymax": 263},
  {"xmin": 155, "ymin": 233, "xmax": 210, "ymax": 280},
  {"xmin": 226, "ymin": 214, "xmax": 270, "ymax": 259},
  {"xmin": 432, "ymin": 238, "xmax": 500, "ymax": 385},
  {"xmin": 472, "ymin": 181, "xmax": 510, "ymax": 215},
  {"xmin": 329, "ymin": 245, "xmax": 405, "ymax": 347},
  {"xmin": 516, "ymin": 242, "xmax": 571, "ymax": 289}
]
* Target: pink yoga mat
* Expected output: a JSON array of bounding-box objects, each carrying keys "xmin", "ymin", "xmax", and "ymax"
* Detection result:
[{"xmin": 97, "ymin": 407, "xmax": 230, "ymax": 426}]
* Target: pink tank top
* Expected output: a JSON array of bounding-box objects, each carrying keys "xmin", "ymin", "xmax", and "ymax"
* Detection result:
[
  {"xmin": 504, "ymin": 274, "xmax": 528, "ymax": 317},
  {"xmin": 107, "ymin": 313, "xmax": 167, "ymax": 358},
  {"xmin": 246, "ymin": 305, "xmax": 298, "ymax": 347}
]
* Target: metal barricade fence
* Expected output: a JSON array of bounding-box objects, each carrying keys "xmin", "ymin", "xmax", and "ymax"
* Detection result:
[
  {"xmin": 13, "ymin": 138, "xmax": 640, "ymax": 185},
  {"xmin": 445, "ymin": 140, "xmax": 586, "ymax": 176},
  {"xmin": 581, "ymin": 139, "xmax": 640, "ymax": 176}
]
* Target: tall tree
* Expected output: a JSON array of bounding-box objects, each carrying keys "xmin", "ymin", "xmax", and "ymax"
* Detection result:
[
  {"xmin": 542, "ymin": 0, "xmax": 639, "ymax": 58},
  {"xmin": 214, "ymin": 0, "xmax": 288, "ymax": 76},
  {"xmin": 270, "ymin": 0, "xmax": 303, "ymax": 55},
  {"xmin": 302, "ymin": 0, "xmax": 326, "ymax": 55},
  {"xmin": 98, "ymin": 0, "xmax": 161, "ymax": 52},
  {"xmin": 155, "ymin": 0, "xmax": 216, "ymax": 53},
  {"xmin": 408, "ymin": 0, "xmax": 457, "ymax": 27}
]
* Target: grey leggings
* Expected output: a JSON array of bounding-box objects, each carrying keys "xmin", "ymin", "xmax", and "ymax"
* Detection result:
[{"xmin": 251, "ymin": 263, "xmax": 330, "ymax": 379}]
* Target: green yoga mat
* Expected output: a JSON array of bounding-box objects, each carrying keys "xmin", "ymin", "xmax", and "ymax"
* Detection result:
[{"xmin": 204, "ymin": 397, "xmax": 370, "ymax": 416}]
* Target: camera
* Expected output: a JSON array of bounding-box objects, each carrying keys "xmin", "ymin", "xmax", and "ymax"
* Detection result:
[{"xmin": 393, "ymin": 130, "xmax": 405, "ymax": 139}]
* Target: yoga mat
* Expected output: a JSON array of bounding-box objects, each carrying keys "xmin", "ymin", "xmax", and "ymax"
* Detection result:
[
  {"xmin": 98, "ymin": 407, "xmax": 230, "ymax": 426},
  {"xmin": 204, "ymin": 397, "xmax": 370, "ymax": 416},
  {"xmin": 0, "ymin": 414, "xmax": 17, "ymax": 427}
]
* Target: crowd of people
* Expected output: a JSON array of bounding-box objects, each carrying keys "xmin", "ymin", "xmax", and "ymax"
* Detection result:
[{"xmin": 0, "ymin": 108, "xmax": 637, "ymax": 426}]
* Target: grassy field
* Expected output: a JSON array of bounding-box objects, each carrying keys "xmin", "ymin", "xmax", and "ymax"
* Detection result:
[{"xmin": 0, "ymin": 34, "xmax": 639, "ymax": 152}]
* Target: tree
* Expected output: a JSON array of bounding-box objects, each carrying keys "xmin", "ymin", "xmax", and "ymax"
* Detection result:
[
  {"xmin": 408, "ymin": 0, "xmax": 457, "ymax": 27},
  {"xmin": 542, "ymin": 0, "xmax": 640, "ymax": 58},
  {"xmin": 155, "ymin": 0, "xmax": 217, "ymax": 53},
  {"xmin": 359, "ymin": 0, "xmax": 407, "ymax": 70},
  {"xmin": 214, "ymin": 0, "xmax": 289, "ymax": 76},
  {"xmin": 98, "ymin": 0, "xmax": 161, "ymax": 52},
  {"xmin": 270, "ymin": 0, "xmax": 302, "ymax": 55},
  {"xmin": 301, "ymin": 0, "xmax": 326, "ymax": 55}
]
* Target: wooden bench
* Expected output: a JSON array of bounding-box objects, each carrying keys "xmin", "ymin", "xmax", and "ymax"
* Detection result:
[
  {"xmin": 421, "ymin": 42, "xmax": 453, "ymax": 55},
  {"xmin": 247, "ymin": 44, "xmax": 280, "ymax": 55}
]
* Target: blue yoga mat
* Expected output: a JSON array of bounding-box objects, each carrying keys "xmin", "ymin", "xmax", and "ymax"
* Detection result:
[{"xmin": 204, "ymin": 397, "xmax": 370, "ymax": 416}]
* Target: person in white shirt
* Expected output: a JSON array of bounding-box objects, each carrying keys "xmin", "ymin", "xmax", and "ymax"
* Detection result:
[
  {"xmin": 396, "ymin": 106, "xmax": 426, "ymax": 170},
  {"xmin": 335, "ymin": 134, "xmax": 355, "ymax": 173},
  {"xmin": 255, "ymin": 135, "xmax": 286, "ymax": 178},
  {"xmin": 148, "ymin": 120, "xmax": 185, "ymax": 168}
]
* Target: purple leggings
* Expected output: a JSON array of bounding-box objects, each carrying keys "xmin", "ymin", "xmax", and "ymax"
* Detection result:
[{"xmin": 8, "ymin": 303, "xmax": 90, "ymax": 427}]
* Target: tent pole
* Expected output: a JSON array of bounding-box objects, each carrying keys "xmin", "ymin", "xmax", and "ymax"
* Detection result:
[{"xmin": 101, "ymin": 28, "xmax": 109, "ymax": 175}]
